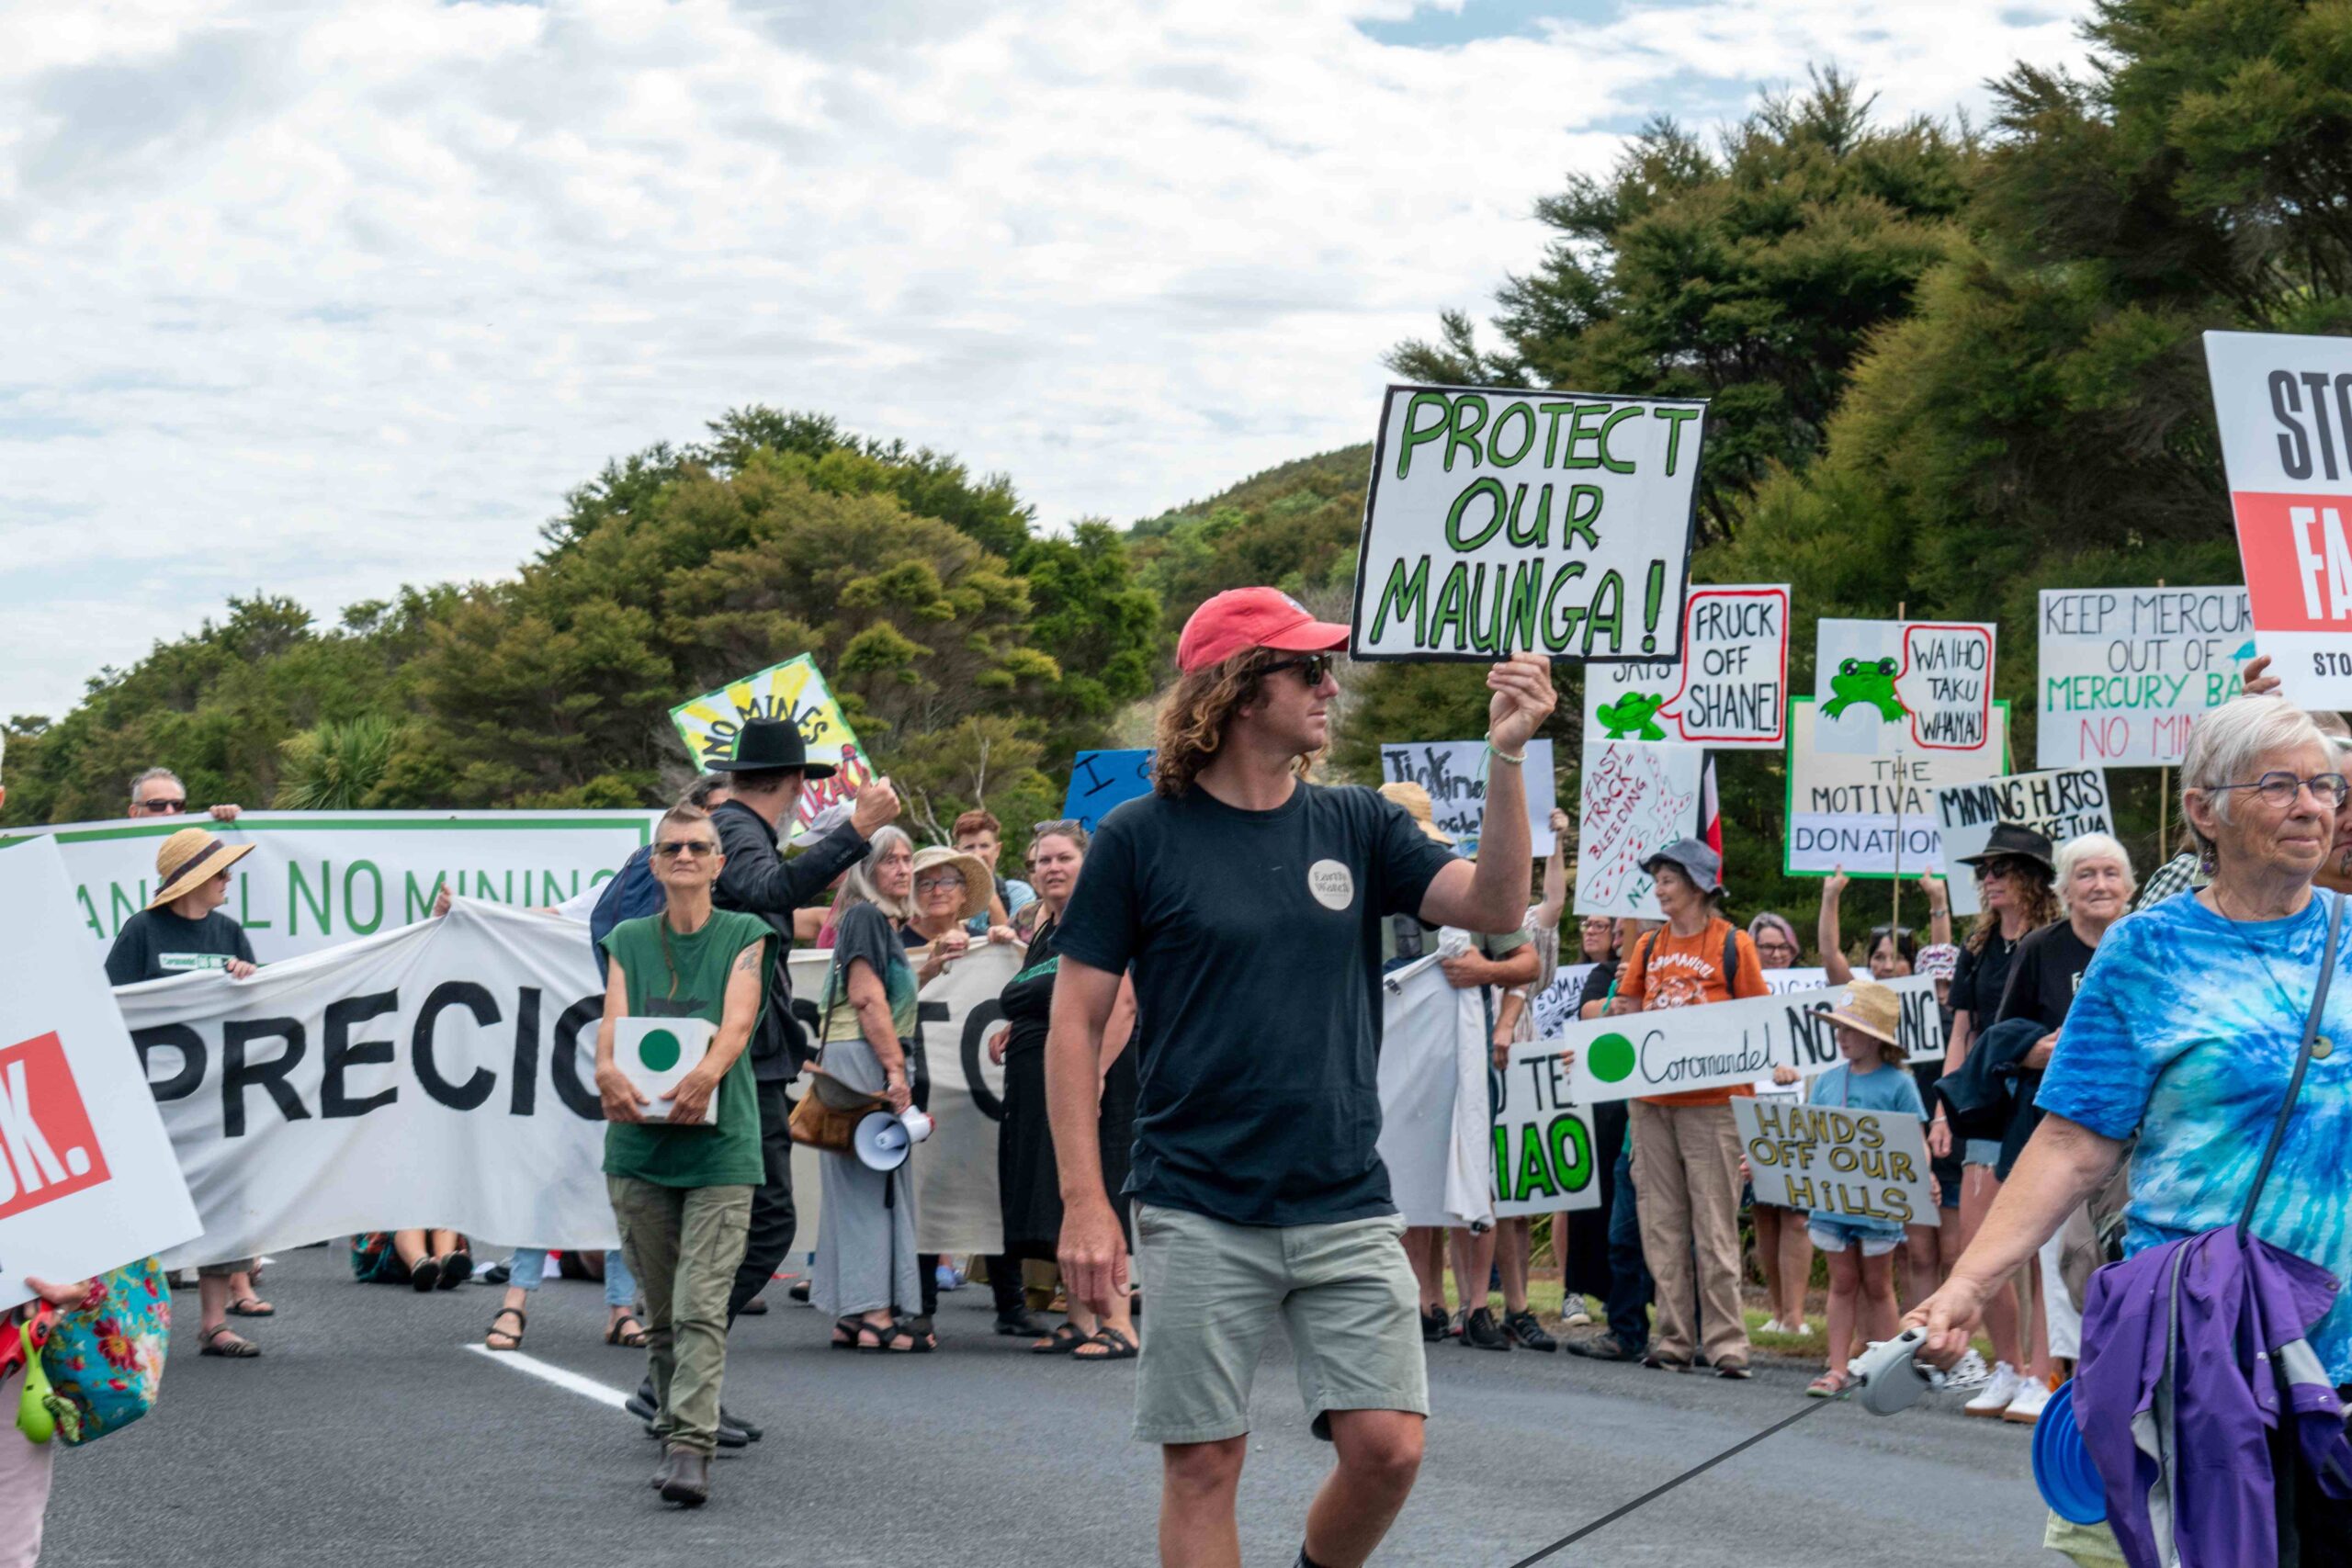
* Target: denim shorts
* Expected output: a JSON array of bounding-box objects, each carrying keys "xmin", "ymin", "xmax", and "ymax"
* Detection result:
[
  {"xmin": 1963, "ymin": 1137, "xmax": 2003, "ymax": 1168},
  {"xmin": 1806, "ymin": 1215, "xmax": 1904, "ymax": 1258}
]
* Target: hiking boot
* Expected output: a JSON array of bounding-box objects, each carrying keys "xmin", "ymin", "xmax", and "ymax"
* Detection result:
[
  {"xmin": 1714, "ymin": 1359, "xmax": 1753, "ymax": 1380},
  {"xmin": 1459, "ymin": 1308, "xmax": 1511, "ymax": 1351},
  {"xmin": 1640, "ymin": 1348, "xmax": 1693, "ymax": 1372},
  {"xmin": 655, "ymin": 1446, "xmax": 710, "ymax": 1507},
  {"xmin": 1503, "ymin": 1311, "xmax": 1557, "ymax": 1352},
  {"xmin": 1565, "ymin": 1333, "xmax": 1643, "ymax": 1362},
  {"xmin": 1419, "ymin": 1305, "xmax": 1450, "ymax": 1343}
]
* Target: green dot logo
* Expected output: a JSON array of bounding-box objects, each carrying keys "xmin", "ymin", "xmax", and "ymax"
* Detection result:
[
  {"xmin": 1589, "ymin": 1032, "xmax": 1636, "ymax": 1084},
  {"xmin": 639, "ymin": 1028, "xmax": 682, "ymax": 1072}
]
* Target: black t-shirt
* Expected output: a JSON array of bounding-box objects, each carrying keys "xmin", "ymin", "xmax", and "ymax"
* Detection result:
[
  {"xmin": 104, "ymin": 908, "xmax": 255, "ymax": 986},
  {"xmin": 1575, "ymin": 958, "xmax": 1621, "ymax": 1018},
  {"xmin": 1949, "ymin": 928, "xmax": 2021, "ymax": 1028},
  {"xmin": 1995, "ymin": 920, "xmax": 2097, "ymax": 1033},
  {"xmin": 1055, "ymin": 781, "xmax": 1454, "ymax": 1226},
  {"xmin": 997, "ymin": 919, "xmax": 1060, "ymax": 1059}
]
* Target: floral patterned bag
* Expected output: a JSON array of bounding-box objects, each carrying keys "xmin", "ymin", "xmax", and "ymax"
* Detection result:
[{"xmin": 16, "ymin": 1258, "xmax": 171, "ymax": 1446}]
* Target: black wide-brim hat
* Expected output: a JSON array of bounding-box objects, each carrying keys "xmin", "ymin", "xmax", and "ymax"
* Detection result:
[
  {"xmin": 1955, "ymin": 821, "xmax": 2055, "ymax": 871},
  {"xmin": 703, "ymin": 716, "xmax": 838, "ymax": 779}
]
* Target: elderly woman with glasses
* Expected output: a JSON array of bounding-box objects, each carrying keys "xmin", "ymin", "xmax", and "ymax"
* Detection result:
[
  {"xmin": 987, "ymin": 820, "xmax": 1142, "ymax": 1359},
  {"xmin": 1912, "ymin": 698, "xmax": 2352, "ymax": 1541}
]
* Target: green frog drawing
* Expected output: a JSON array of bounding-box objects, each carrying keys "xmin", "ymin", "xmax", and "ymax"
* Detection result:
[
  {"xmin": 1820, "ymin": 657, "xmax": 1906, "ymax": 723},
  {"xmin": 1596, "ymin": 691, "xmax": 1669, "ymax": 740}
]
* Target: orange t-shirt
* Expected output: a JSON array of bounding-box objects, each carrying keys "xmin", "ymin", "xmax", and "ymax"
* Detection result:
[{"xmin": 1616, "ymin": 918, "xmax": 1771, "ymax": 1107}]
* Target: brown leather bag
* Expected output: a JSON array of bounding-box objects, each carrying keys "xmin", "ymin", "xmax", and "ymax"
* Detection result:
[{"xmin": 786, "ymin": 1066, "xmax": 889, "ymax": 1153}]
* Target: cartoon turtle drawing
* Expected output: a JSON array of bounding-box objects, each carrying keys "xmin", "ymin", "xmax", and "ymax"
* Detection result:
[
  {"xmin": 1820, "ymin": 657, "xmax": 1906, "ymax": 723},
  {"xmin": 1597, "ymin": 691, "xmax": 1669, "ymax": 740}
]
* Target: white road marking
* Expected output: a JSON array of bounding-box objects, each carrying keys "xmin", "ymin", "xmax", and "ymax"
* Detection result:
[{"xmin": 465, "ymin": 1344, "xmax": 631, "ymax": 1410}]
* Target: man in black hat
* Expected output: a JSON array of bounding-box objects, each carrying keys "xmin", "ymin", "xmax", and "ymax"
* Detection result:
[{"xmin": 622, "ymin": 716, "xmax": 899, "ymax": 1440}]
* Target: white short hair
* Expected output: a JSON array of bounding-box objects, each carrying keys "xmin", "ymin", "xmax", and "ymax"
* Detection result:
[
  {"xmin": 2054, "ymin": 832, "xmax": 2135, "ymax": 910},
  {"xmin": 2180, "ymin": 698, "xmax": 2329, "ymax": 839},
  {"xmin": 129, "ymin": 766, "xmax": 183, "ymax": 805}
]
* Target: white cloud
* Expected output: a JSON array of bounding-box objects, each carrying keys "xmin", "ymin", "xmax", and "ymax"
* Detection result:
[{"xmin": 0, "ymin": 0, "xmax": 2094, "ymax": 719}]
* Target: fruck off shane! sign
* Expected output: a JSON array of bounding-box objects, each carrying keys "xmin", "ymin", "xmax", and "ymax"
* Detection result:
[{"xmin": 1350, "ymin": 385, "xmax": 1706, "ymax": 661}]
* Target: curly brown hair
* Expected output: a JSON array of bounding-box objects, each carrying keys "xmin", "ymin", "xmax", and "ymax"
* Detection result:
[
  {"xmin": 1964, "ymin": 860, "xmax": 2061, "ymax": 953},
  {"xmin": 1152, "ymin": 647, "xmax": 1320, "ymax": 798}
]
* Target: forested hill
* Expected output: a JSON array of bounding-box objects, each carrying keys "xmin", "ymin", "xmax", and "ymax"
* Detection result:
[{"xmin": 6, "ymin": 0, "xmax": 2346, "ymax": 919}]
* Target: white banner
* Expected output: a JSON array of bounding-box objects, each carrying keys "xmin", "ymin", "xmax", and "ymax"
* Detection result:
[
  {"xmin": 1493, "ymin": 1044, "xmax": 1601, "ymax": 1218},
  {"xmin": 1376, "ymin": 739, "xmax": 1557, "ymax": 854},
  {"xmin": 0, "ymin": 811, "xmax": 652, "ymax": 964},
  {"xmin": 1350, "ymin": 384, "xmax": 1705, "ymax": 662},
  {"xmin": 2036, "ymin": 588, "xmax": 2253, "ymax": 767},
  {"xmin": 1374, "ymin": 955, "xmax": 1491, "ymax": 1230},
  {"xmin": 1580, "ymin": 584, "xmax": 1791, "ymax": 749},
  {"xmin": 1812, "ymin": 618, "xmax": 1999, "ymax": 757},
  {"xmin": 2205, "ymin": 331, "xmax": 2352, "ymax": 708},
  {"xmin": 1934, "ymin": 768, "xmax": 2115, "ymax": 918},
  {"xmin": 0, "ymin": 839, "xmax": 202, "ymax": 1310},
  {"xmin": 1572, "ymin": 740, "xmax": 1703, "ymax": 919},
  {"xmin": 1555, "ymin": 975, "xmax": 1946, "ymax": 1104},
  {"xmin": 1734, "ymin": 1097, "xmax": 1938, "ymax": 1227},
  {"xmin": 1784, "ymin": 699, "xmax": 2011, "ymax": 877}
]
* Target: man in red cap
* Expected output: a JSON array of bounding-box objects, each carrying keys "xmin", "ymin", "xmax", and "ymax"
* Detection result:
[{"xmin": 1047, "ymin": 587, "xmax": 1555, "ymax": 1568}]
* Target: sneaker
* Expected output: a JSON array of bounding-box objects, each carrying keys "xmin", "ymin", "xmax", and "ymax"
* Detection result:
[
  {"xmin": 1565, "ymin": 1333, "xmax": 1643, "ymax": 1362},
  {"xmin": 934, "ymin": 1262, "xmax": 965, "ymax": 1292},
  {"xmin": 1944, "ymin": 1348, "xmax": 1991, "ymax": 1393},
  {"xmin": 1503, "ymin": 1311, "xmax": 1558, "ymax": 1352},
  {"xmin": 1759, "ymin": 1317, "xmax": 1785, "ymax": 1336},
  {"xmin": 2002, "ymin": 1379, "xmax": 2052, "ymax": 1425},
  {"xmin": 1561, "ymin": 1302, "xmax": 1593, "ymax": 1329},
  {"xmin": 1963, "ymin": 1360, "xmax": 2026, "ymax": 1418},
  {"xmin": 1640, "ymin": 1348, "xmax": 1693, "ymax": 1372},
  {"xmin": 1459, "ymin": 1308, "xmax": 1511, "ymax": 1351},
  {"xmin": 1714, "ymin": 1359, "xmax": 1753, "ymax": 1380},
  {"xmin": 1419, "ymin": 1306, "xmax": 1449, "ymax": 1343}
]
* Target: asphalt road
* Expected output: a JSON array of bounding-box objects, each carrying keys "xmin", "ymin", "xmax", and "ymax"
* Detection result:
[{"xmin": 42, "ymin": 1247, "xmax": 2053, "ymax": 1567}]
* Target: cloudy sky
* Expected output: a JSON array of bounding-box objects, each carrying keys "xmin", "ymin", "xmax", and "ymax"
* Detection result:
[{"xmin": 0, "ymin": 0, "xmax": 2093, "ymax": 721}]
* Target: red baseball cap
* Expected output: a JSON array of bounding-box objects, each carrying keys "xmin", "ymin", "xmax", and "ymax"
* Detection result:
[{"xmin": 1177, "ymin": 587, "xmax": 1351, "ymax": 673}]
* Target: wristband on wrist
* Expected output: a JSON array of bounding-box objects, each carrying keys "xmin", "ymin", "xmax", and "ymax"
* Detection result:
[{"xmin": 1485, "ymin": 738, "xmax": 1526, "ymax": 766}]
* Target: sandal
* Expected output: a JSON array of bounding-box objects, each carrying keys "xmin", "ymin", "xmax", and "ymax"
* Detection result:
[
  {"xmin": 1807, "ymin": 1370, "xmax": 1852, "ymax": 1399},
  {"xmin": 227, "ymin": 1295, "xmax": 275, "ymax": 1318},
  {"xmin": 605, "ymin": 1313, "xmax": 648, "ymax": 1348},
  {"xmin": 409, "ymin": 1256, "xmax": 443, "ymax": 1293},
  {"xmin": 1073, "ymin": 1325, "xmax": 1138, "ymax": 1361},
  {"xmin": 199, "ymin": 1324, "xmax": 262, "ymax": 1359},
  {"xmin": 1030, "ymin": 1321, "xmax": 1089, "ymax": 1356},
  {"xmin": 438, "ymin": 1252, "xmax": 473, "ymax": 1290},
  {"xmin": 830, "ymin": 1315, "xmax": 869, "ymax": 1351},
  {"xmin": 876, "ymin": 1315, "xmax": 935, "ymax": 1354},
  {"xmin": 485, "ymin": 1307, "xmax": 527, "ymax": 1351}
]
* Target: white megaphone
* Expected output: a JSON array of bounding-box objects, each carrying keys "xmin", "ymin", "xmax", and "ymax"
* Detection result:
[{"xmin": 854, "ymin": 1109, "xmax": 935, "ymax": 1172}]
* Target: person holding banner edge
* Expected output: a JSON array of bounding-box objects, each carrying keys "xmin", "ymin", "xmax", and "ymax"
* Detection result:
[{"xmin": 1048, "ymin": 587, "xmax": 1555, "ymax": 1568}]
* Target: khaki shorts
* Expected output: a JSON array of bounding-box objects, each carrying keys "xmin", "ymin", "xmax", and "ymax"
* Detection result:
[{"xmin": 1131, "ymin": 1202, "xmax": 1427, "ymax": 1446}]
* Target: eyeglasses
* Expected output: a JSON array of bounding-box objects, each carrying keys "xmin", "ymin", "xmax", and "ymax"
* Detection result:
[
  {"xmin": 2209, "ymin": 771, "xmax": 2352, "ymax": 810},
  {"xmin": 654, "ymin": 841, "xmax": 718, "ymax": 860},
  {"xmin": 131, "ymin": 798, "xmax": 187, "ymax": 814},
  {"xmin": 915, "ymin": 873, "xmax": 966, "ymax": 892},
  {"xmin": 1263, "ymin": 652, "xmax": 1336, "ymax": 685}
]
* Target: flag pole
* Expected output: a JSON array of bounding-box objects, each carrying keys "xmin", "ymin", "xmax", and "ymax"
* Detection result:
[{"xmin": 1892, "ymin": 603, "xmax": 1906, "ymax": 940}]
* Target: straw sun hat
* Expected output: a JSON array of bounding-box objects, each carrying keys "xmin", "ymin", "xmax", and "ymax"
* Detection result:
[
  {"xmin": 1378, "ymin": 781, "xmax": 1455, "ymax": 847},
  {"xmin": 1822, "ymin": 977, "xmax": 1904, "ymax": 1054},
  {"xmin": 908, "ymin": 845, "xmax": 992, "ymax": 923},
  {"xmin": 148, "ymin": 827, "xmax": 255, "ymax": 910}
]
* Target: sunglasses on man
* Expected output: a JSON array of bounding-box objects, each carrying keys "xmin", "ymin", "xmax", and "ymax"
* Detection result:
[{"xmin": 1264, "ymin": 652, "xmax": 1337, "ymax": 685}]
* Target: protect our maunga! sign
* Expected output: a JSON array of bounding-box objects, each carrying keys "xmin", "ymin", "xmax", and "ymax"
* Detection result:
[
  {"xmin": 1581, "ymin": 584, "xmax": 1791, "ymax": 749},
  {"xmin": 2036, "ymin": 588, "xmax": 2253, "ymax": 767},
  {"xmin": 1349, "ymin": 385, "xmax": 1705, "ymax": 661},
  {"xmin": 2205, "ymin": 331, "xmax": 2352, "ymax": 708},
  {"xmin": 0, "ymin": 811, "xmax": 653, "ymax": 964}
]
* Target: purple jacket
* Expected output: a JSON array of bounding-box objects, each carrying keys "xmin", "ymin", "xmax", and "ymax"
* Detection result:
[{"xmin": 2075, "ymin": 1227, "xmax": 2352, "ymax": 1566}]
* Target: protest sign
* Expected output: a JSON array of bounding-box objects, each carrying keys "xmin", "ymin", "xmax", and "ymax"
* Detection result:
[
  {"xmin": 1785, "ymin": 699, "xmax": 2011, "ymax": 876},
  {"xmin": 1555, "ymin": 974, "xmax": 1945, "ymax": 1104},
  {"xmin": 1377, "ymin": 739, "xmax": 1558, "ymax": 854},
  {"xmin": 0, "ymin": 811, "xmax": 652, "ymax": 964},
  {"xmin": 1935, "ymin": 768, "xmax": 2114, "ymax": 917},
  {"xmin": 1531, "ymin": 962, "xmax": 1598, "ymax": 1040},
  {"xmin": 1735, "ymin": 1097, "xmax": 1939, "ymax": 1227},
  {"xmin": 1350, "ymin": 384, "xmax": 1706, "ymax": 662},
  {"xmin": 1581, "ymin": 584, "xmax": 1791, "ymax": 749},
  {"xmin": 1492, "ymin": 1045, "xmax": 1601, "ymax": 1218},
  {"xmin": 1375, "ymin": 954, "xmax": 1493, "ymax": 1229},
  {"xmin": 1764, "ymin": 967, "xmax": 1829, "ymax": 996},
  {"xmin": 1062, "ymin": 749, "xmax": 1154, "ymax": 834},
  {"xmin": 2205, "ymin": 331, "xmax": 2352, "ymax": 707},
  {"xmin": 2037, "ymin": 588, "xmax": 2253, "ymax": 767},
  {"xmin": 1573, "ymin": 741, "xmax": 1702, "ymax": 919},
  {"xmin": 668, "ymin": 656, "xmax": 877, "ymax": 835},
  {"xmin": 1812, "ymin": 618, "xmax": 1999, "ymax": 757},
  {"xmin": 0, "ymin": 838, "xmax": 202, "ymax": 1311}
]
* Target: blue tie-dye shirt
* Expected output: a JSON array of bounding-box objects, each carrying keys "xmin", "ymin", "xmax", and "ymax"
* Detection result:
[{"xmin": 2039, "ymin": 887, "xmax": 2352, "ymax": 1384}]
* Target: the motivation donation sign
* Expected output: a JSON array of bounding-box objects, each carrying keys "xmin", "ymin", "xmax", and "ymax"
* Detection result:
[
  {"xmin": 1378, "ymin": 739, "xmax": 1558, "ymax": 854},
  {"xmin": 1785, "ymin": 699, "xmax": 2011, "ymax": 877},
  {"xmin": 2037, "ymin": 588, "xmax": 2254, "ymax": 767},
  {"xmin": 2206, "ymin": 332, "xmax": 2352, "ymax": 707},
  {"xmin": 1934, "ymin": 768, "xmax": 2115, "ymax": 917},
  {"xmin": 1581, "ymin": 583, "xmax": 1792, "ymax": 749},
  {"xmin": 1350, "ymin": 385, "xmax": 1705, "ymax": 661},
  {"xmin": 669, "ymin": 656, "xmax": 877, "ymax": 835},
  {"xmin": 1734, "ymin": 1097, "xmax": 1938, "ymax": 1226},
  {"xmin": 1812, "ymin": 618, "xmax": 1998, "ymax": 757}
]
